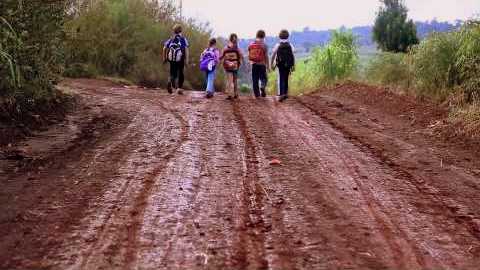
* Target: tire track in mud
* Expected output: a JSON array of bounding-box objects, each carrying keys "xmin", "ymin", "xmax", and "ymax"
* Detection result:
[
  {"xmin": 67, "ymin": 97, "xmax": 189, "ymax": 270},
  {"xmin": 294, "ymin": 98, "xmax": 480, "ymax": 268},
  {"xmin": 296, "ymin": 98, "xmax": 480, "ymax": 243},
  {"xmin": 71, "ymin": 110, "xmax": 154, "ymax": 269},
  {"xmin": 153, "ymin": 102, "xmax": 207, "ymax": 266},
  {"xmin": 231, "ymin": 101, "xmax": 269, "ymax": 269},
  {"xmin": 286, "ymin": 100, "xmax": 433, "ymax": 267},
  {"xmin": 236, "ymin": 100, "xmax": 396, "ymax": 269},
  {"xmin": 280, "ymin": 110, "xmax": 423, "ymax": 269},
  {"xmin": 123, "ymin": 101, "xmax": 190, "ymax": 269}
]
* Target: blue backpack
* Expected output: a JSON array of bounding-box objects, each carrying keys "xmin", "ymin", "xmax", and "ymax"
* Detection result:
[{"xmin": 200, "ymin": 48, "xmax": 217, "ymax": 72}]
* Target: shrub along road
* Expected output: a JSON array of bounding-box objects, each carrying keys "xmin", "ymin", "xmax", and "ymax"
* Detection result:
[{"xmin": 1, "ymin": 79, "xmax": 479, "ymax": 270}]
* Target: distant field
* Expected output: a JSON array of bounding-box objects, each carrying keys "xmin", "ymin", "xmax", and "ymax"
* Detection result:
[
  {"xmin": 358, "ymin": 45, "xmax": 379, "ymax": 66},
  {"xmin": 295, "ymin": 45, "xmax": 378, "ymax": 64}
]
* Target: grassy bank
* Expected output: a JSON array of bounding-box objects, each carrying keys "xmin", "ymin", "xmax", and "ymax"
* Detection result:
[
  {"xmin": 64, "ymin": 0, "xmax": 224, "ymax": 90},
  {"xmin": 273, "ymin": 21, "xmax": 479, "ymax": 137}
]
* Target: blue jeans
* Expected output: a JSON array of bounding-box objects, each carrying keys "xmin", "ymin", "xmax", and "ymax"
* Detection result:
[{"xmin": 206, "ymin": 70, "xmax": 216, "ymax": 94}]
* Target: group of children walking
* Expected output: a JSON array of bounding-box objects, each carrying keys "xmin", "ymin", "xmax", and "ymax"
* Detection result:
[{"xmin": 163, "ymin": 25, "xmax": 295, "ymax": 102}]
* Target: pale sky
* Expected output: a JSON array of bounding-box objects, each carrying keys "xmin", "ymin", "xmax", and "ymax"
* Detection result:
[{"xmin": 181, "ymin": 0, "xmax": 480, "ymax": 37}]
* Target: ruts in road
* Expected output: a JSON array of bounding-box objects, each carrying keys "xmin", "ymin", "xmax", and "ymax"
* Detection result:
[{"xmin": 1, "ymin": 79, "xmax": 480, "ymax": 270}]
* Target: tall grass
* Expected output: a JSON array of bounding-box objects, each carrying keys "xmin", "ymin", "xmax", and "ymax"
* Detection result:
[
  {"xmin": 273, "ymin": 31, "xmax": 358, "ymax": 95},
  {"xmin": 456, "ymin": 21, "xmax": 480, "ymax": 101},
  {"xmin": 64, "ymin": 0, "xmax": 216, "ymax": 89},
  {"xmin": 364, "ymin": 21, "xmax": 480, "ymax": 102},
  {"xmin": 0, "ymin": 16, "xmax": 21, "ymax": 91},
  {"xmin": 410, "ymin": 31, "xmax": 461, "ymax": 98},
  {"xmin": 1, "ymin": 0, "xmax": 67, "ymax": 107},
  {"xmin": 362, "ymin": 20, "xmax": 480, "ymax": 136},
  {"xmin": 364, "ymin": 52, "xmax": 413, "ymax": 89}
]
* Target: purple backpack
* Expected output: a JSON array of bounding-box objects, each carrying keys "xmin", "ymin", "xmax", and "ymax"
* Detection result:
[{"xmin": 200, "ymin": 48, "xmax": 217, "ymax": 72}]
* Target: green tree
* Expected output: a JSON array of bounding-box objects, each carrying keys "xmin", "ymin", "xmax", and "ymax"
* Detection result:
[{"xmin": 373, "ymin": 0, "xmax": 419, "ymax": 53}]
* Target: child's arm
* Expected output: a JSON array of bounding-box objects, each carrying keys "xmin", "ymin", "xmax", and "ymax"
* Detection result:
[
  {"xmin": 291, "ymin": 44, "xmax": 296, "ymax": 72},
  {"xmin": 215, "ymin": 49, "xmax": 221, "ymax": 64},
  {"xmin": 270, "ymin": 44, "xmax": 278, "ymax": 70},
  {"xmin": 185, "ymin": 47, "xmax": 190, "ymax": 66},
  {"xmin": 265, "ymin": 45, "xmax": 270, "ymax": 71},
  {"xmin": 238, "ymin": 49, "xmax": 244, "ymax": 66},
  {"xmin": 163, "ymin": 46, "xmax": 168, "ymax": 63},
  {"xmin": 219, "ymin": 49, "xmax": 225, "ymax": 61}
]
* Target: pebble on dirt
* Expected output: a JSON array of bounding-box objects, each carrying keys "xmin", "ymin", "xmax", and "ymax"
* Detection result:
[{"xmin": 269, "ymin": 159, "xmax": 282, "ymax": 165}]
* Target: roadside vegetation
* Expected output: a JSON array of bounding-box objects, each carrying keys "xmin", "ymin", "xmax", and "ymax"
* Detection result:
[
  {"xmin": 0, "ymin": 0, "xmax": 71, "ymax": 132},
  {"xmin": 64, "ymin": 0, "xmax": 221, "ymax": 89},
  {"xmin": 1, "ymin": 0, "xmax": 478, "ymax": 139},
  {"xmin": 268, "ymin": 30, "xmax": 359, "ymax": 95},
  {"xmin": 1, "ymin": 0, "xmax": 221, "ymax": 137},
  {"xmin": 280, "ymin": 0, "xmax": 479, "ymax": 137},
  {"xmin": 364, "ymin": 20, "xmax": 480, "ymax": 136}
]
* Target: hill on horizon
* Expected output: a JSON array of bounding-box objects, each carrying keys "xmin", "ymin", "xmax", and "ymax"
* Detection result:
[{"xmin": 238, "ymin": 20, "xmax": 463, "ymax": 54}]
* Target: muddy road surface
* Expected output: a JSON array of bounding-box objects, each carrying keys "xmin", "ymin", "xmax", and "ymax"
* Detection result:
[{"xmin": 1, "ymin": 79, "xmax": 480, "ymax": 270}]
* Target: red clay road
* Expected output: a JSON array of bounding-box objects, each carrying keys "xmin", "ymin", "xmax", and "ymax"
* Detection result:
[{"xmin": 1, "ymin": 79, "xmax": 479, "ymax": 270}]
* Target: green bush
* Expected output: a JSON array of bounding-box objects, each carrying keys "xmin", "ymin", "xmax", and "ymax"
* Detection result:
[
  {"xmin": 0, "ymin": 0, "xmax": 67, "ymax": 120},
  {"xmin": 63, "ymin": 63, "xmax": 98, "ymax": 78},
  {"xmin": 287, "ymin": 30, "xmax": 358, "ymax": 94},
  {"xmin": 365, "ymin": 52, "xmax": 413, "ymax": 89},
  {"xmin": 411, "ymin": 31, "xmax": 461, "ymax": 98},
  {"xmin": 64, "ymin": 0, "xmax": 213, "ymax": 89},
  {"xmin": 456, "ymin": 21, "xmax": 480, "ymax": 101},
  {"xmin": 363, "ymin": 21, "xmax": 480, "ymax": 102}
]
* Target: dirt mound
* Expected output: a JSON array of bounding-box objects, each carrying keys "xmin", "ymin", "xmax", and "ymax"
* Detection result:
[
  {"xmin": 0, "ymin": 91, "xmax": 74, "ymax": 147},
  {"xmin": 307, "ymin": 81, "xmax": 480, "ymax": 154}
]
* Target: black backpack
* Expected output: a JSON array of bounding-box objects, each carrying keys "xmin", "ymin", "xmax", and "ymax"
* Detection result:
[
  {"xmin": 167, "ymin": 35, "xmax": 184, "ymax": 62},
  {"xmin": 276, "ymin": 42, "xmax": 294, "ymax": 69}
]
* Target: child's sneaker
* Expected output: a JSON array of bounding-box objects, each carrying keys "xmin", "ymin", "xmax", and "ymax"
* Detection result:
[
  {"xmin": 206, "ymin": 93, "xmax": 214, "ymax": 99},
  {"xmin": 260, "ymin": 88, "xmax": 267, "ymax": 97},
  {"xmin": 177, "ymin": 88, "xmax": 184, "ymax": 95}
]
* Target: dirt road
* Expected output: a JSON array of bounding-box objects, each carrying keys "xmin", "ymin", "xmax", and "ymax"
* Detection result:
[{"xmin": 1, "ymin": 79, "xmax": 480, "ymax": 270}]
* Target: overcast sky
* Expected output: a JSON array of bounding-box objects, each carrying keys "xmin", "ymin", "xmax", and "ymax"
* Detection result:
[{"xmin": 181, "ymin": 0, "xmax": 480, "ymax": 37}]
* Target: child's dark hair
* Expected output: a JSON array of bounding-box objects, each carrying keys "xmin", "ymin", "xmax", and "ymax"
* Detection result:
[
  {"xmin": 173, "ymin": 24, "xmax": 183, "ymax": 34},
  {"xmin": 279, "ymin": 29, "xmax": 289, "ymax": 39},
  {"xmin": 209, "ymin": 38, "xmax": 217, "ymax": 46},
  {"xmin": 256, "ymin": 30, "xmax": 266, "ymax": 39},
  {"xmin": 229, "ymin": 33, "xmax": 238, "ymax": 43}
]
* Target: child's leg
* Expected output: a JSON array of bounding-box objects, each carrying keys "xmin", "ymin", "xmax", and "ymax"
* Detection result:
[
  {"xmin": 205, "ymin": 71, "xmax": 209, "ymax": 91},
  {"xmin": 279, "ymin": 67, "xmax": 289, "ymax": 96},
  {"xmin": 178, "ymin": 61, "xmax": 185, "ymax": 89},
  {"xmin": 259, "ymin": 65, "xmax": 268, "ymax": 96},
  {"xmin": 233, "ymin": 72, "xmax": 239, "ymax": 97},
  {"xmin": 226, "ymin": 72, "xmax": 233, "ymax": 97},
  {"xmin": 251, "ymin": 64, "xmax": 261, "ymax": 97},
  {"xmin": 279, "ymin": 68, "xmax": 285, "ymax": 96},
  {"xmin": 206, "ymin": 70, "xmax": 215, "ymax": 94},
  {"xmin": 285, "ymin": 71, "xmax": 290, "ymax": 96},
  {"xmin": 277, "ymin": 69, "xmax": 281, "ymax": 96},
  {"xmin": 169, "ymin": 62, "xmax": 177, "ymax": 89}
]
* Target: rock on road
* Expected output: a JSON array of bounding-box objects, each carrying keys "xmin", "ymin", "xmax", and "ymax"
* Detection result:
[{"xmin": 1, "ymin": 79, "xmax": 479, "ymax": 270}]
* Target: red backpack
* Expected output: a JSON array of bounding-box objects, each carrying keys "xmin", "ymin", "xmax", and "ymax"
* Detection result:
[{"xmin": 248, "ymin": 41, "xmax": 266, "ymax": 63}]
